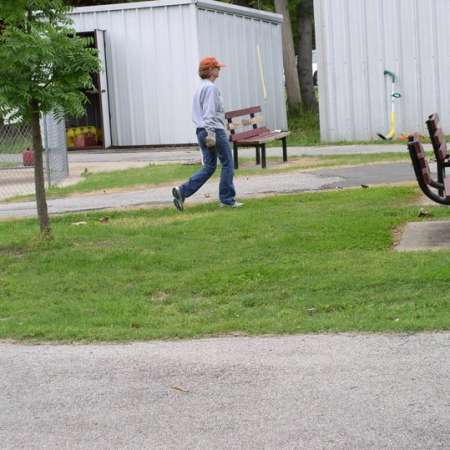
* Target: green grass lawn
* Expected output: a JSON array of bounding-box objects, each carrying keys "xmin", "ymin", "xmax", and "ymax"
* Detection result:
[
  {"xmin": 4, "ymin": 152, "xmax": 415, "ymax": 203},
  {"xmin": 1, "ymin": 186, "xmax": 450, "ymax": 342}
]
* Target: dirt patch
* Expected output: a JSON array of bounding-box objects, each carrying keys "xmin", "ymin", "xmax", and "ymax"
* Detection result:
[
  {"xmin": 58, "ymin": 183, "xmax": 173, "ymax": 198},
  {"xmin": 69, "ymin": 161, "xmax": 150, "ymax": 176},
  {"xmin": 0, "ymin": 246, "xmax": 27, "ymax": 257},
  {"xmin": 110, "ymin": 211, "xmax": 213, "ymax": 228},
  {"xmin": 148, "ymin": 291, "xmax": 170, "ymax": 302},
  {"xmin": 88, "ymin": 240, "xmax": 115, "ymax": 249},
  {"xmin": 391, "ymin": 223, "xmax": 408, "ymax": 250}
]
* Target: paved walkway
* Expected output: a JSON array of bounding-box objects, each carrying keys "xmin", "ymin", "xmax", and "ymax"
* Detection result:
[
  {"xmin": 2, "ymin": 333, "xmax": 450, "ymax": 450},
  {"xmin": 0, "ymin": 142, "xmax": 419, "ymax": 220},
  {"xmin": 0, "ymin": 162, "xmax": 416, "ymax": 219}
]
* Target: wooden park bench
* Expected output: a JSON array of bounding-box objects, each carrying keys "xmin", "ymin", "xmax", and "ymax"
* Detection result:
[
  {"xmin": 225, "ymin": 106, "xmax": 289, "ymax": 169},
  {"xmin": 407, "ymin": 134, "xmax": 450, "ymax": 205},
  {"xmin": 426, "ymin": 113, "xmax": 450, "ymax": 196}
]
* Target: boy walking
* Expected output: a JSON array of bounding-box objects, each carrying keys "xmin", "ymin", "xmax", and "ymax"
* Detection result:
[{"xmin": 172, "ymin": 56, "xmax": 242, "ymax": 211}]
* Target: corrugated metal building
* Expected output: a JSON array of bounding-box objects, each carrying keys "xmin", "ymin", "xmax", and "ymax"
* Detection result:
[
  {"xmin": 314, "ymin": 0, "xmax": 450, "ymax": 142},
  {"xmin": 68, "ymin": 0, "xmax": 286, "ymax": 148}
]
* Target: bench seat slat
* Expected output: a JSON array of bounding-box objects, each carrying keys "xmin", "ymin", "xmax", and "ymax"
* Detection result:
[
  {"xmin": 415, "ymin": 142, "xmax": 432, "ymax": 184},
  {"xmin": 234, "ymin": 131, "xmax": 290, "ymax": 145},
  {"xmin": 426, "ymin": 114, "xmax": 448, "ymax": 186},
  {"xmin": 230, "ymin": 127, "xmax": 270, "ymax": 142}
]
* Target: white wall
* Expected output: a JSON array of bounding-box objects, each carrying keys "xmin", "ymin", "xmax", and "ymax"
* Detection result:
[
  {"xmin": 314, "ymin": 0, "xmax": 450, "ymax": 142},
  {"xmin": 197, "ymin": 7, "xmax": 287, "ymax": 131},
  {"xmin": 71, "ymin": 2, "xmax": 200, "ymax": 146},
  {"xmin": 70, "ymin": 0, "xmax": 286, "ymax": 146}
]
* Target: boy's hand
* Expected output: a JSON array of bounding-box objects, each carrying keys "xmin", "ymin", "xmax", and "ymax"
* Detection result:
[{"xmin": 205, "ymin": 131, "xmax": 216, "ymax": 148}]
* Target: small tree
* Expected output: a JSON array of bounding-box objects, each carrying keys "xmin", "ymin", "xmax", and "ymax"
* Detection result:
[{"xmin": 0, "ymin": 0, "xmax": 100, "ymax": 236}]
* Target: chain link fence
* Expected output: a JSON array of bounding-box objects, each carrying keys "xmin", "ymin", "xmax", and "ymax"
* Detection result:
[
  {"xmin": 42, "ymin": 114, "xmax": 69, "ymax": 186},
  {"xmin": 0, "ymin": 115, "xmax": 68, "ymax": 201}
]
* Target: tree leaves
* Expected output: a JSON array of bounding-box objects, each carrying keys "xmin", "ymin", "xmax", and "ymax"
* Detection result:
[{"xmin": 0, "ymin": 1, "xmax": 100, "ymax": 121}]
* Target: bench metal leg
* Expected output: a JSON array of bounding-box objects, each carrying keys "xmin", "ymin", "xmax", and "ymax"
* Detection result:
[
  {"xmin": 438, "ymin": 161, "xmax": 445, "ymax": 197},
  {"xmin": 282, "ymin": 137, "xmax": 287, "ymax": 162},
  {"xmin": 233, "ymin": 143, "xmax": 238, "ymax": 170},
  {"xmin": 261, "ymin": 143, "xmax": 267, "ymax": 169},
  {"xmin": 255, "ymin": 145, "xmax": 261, "ymax": 165}
]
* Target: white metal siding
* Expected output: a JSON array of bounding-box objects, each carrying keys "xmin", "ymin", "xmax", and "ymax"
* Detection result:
[
  {"xmin": 314, "ymin": 0, "xmax": 450, "ymax": 142},
  {"xmin": 69, "ymin": 0, "xmax": 286, "ymax": 146},
  {"xmin": 71, "ymin": 3, "xmax": 199, "ymax": 146},
  {"xmin": 197, "ymin": 8, "xmax": 287, "ymax": 131}
]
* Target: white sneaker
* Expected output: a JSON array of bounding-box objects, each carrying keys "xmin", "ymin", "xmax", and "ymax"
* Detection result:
[
  {"xmin": 220, "ymin": 201, "xmax": 244, "ymax": 208},
  {"xmin": 172, "ymin": 187, "xmax": 184, "ymax": 211}
]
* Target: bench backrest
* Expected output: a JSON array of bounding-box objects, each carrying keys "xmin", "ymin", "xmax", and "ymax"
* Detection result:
[
  {"xmin": 407, "ymin": 135, "xmax": 432, "ymax": 185},
  {"xmin": 426, "ymin": 113, "xmax": 448, "ymax": 162},
  {"xmin": 225, "ymin": 106, "xmax": 269, "ymax": 142}
]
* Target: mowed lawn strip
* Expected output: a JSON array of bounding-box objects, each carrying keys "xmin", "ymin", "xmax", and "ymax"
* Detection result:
[{"xmin": 1, "ymin": 186, "xmax": 450, "ymax": 342}]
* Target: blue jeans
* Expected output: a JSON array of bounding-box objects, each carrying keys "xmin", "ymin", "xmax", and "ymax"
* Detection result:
[{"xmin": 179, "ymin": 128, "xmax": 236, "ymax": 205}]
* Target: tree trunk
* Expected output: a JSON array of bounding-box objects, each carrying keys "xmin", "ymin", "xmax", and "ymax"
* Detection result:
[
  {"xmin": 274, "ymin": 0, "xmax": 302, "ymax": 114},
  {"xmin": 297, "ymin": 0, "xmax": 318, "ymax": 111},
  {"xmin": 30, "ymin": 100, "xmax": 51, "ymax": 236}
]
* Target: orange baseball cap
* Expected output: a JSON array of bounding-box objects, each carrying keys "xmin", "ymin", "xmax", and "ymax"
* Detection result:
[{"xmin": 199, "ymin": 56, "xmax": 226, "ymax": 71}]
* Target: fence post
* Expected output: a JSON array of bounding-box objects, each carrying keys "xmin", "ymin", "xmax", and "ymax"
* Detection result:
[{"xmin": 43, "ymin": 114, "xmax": 51, "ymax": 187}]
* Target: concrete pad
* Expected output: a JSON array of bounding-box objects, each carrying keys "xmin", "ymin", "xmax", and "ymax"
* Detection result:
[{"xmin": 394, "ymin": 220, "xmax": 450, "ymax": 251}]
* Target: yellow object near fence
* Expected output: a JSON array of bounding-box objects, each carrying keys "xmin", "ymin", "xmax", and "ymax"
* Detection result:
[{"xmin": 67, "ymin": 126, "xmax": 100, "ymax": 148}]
